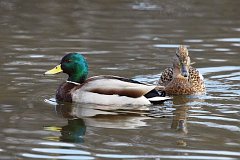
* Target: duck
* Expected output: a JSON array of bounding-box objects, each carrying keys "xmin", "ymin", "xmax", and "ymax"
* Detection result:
[
  {"xmin": 44, "ymin": 53, "xmax": 171, "ymax": 105},
  {"xmin": 158, "ymin": 45, "xmax": 205, "ymax": 95}
]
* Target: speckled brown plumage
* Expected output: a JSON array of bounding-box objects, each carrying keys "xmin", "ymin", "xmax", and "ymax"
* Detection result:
[{"xmin": 158, "ymin": 45, "xmax": 205, "ymax": 95}]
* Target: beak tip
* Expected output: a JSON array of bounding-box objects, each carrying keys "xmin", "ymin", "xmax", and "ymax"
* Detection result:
[
  {"xmin": 44, "ymin": 64, "xmax": 62, "ymax": 75},
  {"xmin": 181, "ymin": 72, "xmax": 189, "ymax": 78},
  {"xmin": 43, "ymin": 71, "xmax": 50, "ymax": 75}
]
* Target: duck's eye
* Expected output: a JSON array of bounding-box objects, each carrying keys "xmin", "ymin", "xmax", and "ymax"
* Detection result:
[{"xmin": 65, "ymin": 59, "xmax": 72, "ymax": 63}]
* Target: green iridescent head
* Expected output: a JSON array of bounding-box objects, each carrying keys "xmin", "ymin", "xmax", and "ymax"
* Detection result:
[{"xmin": 45, "ymin": 53, "xmax": 88, "ymax": 83}]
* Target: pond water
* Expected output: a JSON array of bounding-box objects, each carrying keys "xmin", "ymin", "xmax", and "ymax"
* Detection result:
[{"xmin": 0, "ymin": 0, "xmax": 239, "ymax": 159}]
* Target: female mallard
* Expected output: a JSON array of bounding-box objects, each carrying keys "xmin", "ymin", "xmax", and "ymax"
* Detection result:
[
  {"xmin": 45, "ymin": 53, "xmax": 170, "ymax": 105},
  {"xmin": 158, "ymin": 45, "xmax": 205, "ymax": 95}
]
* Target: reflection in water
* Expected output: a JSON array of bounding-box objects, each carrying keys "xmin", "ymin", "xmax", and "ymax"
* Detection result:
[
  {"xmin": 60, "ymin": 119, "xmax": 86, "ymax": 143},
  {"xmin": 45, "ymin": 96, "xmax": 198, "ymax": 144},
  {"xmin": 171, "ymin": 105, "xmax": 188, "ymax": 134},
  {"xmin": 170, "ymin": 95, "xmax": 205, "ymax": 148},
  {"xmin": 170, "ymin": 95, "xmax": 194, "ymax": 134},
  {"xmin": 45, "ymin": 102, "xmax": 155, "ymax": 143},
  {"xmin": 1, "ymin": 0, "xmax": 240, "ymax": 159}
]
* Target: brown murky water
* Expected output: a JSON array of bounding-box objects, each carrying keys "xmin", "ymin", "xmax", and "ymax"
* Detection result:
[{"xmin": 0, "ymin": 1, "xmax": 239, "ymax": 159}]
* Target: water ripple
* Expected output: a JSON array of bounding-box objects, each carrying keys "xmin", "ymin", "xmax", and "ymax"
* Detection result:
[
  {"xmin": 190, "ymin": 121, "xmax": 240, "ymax": 132},
  {"xmin": 96, "ymin": 154, "xmax": 235, "ymax": 160},
  {"xmin": 214, "ymin": 38, "xmax": 240, "ymax": 42},
  {"xmin": 32, "ymin": 148, "xmax": 91, "ymax": 155},
  {"xmin": 22, "ymin": 153, "xmax": 94, "ymax": 160}
]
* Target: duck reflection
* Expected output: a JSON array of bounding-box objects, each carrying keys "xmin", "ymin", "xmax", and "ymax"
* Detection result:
[
  {"xmin": 170, "ymin": 95, "xmax": 205, "ymax": 147},
  {"xmin": 170, "ymin": 96, "xmax": 190, "ymax": 134},
  {"xmin": 45, "ymin": 95, "xmax": 203, "ymax": 144},
  {"xmin": 170, "ymin": 95, "xmax": 205, "ymax": 135},
  {"xmin": 52, "ymin": 103, "xmax": 87, "ymax": 143},
  {"xmin": 53, "ymin": 103, "xmax": 152, "ymax": 143},
  {"xmin": 60, "ymin": 118, "xmax": 86, "ymax": 143}
]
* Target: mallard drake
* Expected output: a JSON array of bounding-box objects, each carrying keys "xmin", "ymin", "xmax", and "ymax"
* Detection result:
[
  {"xmin": 45, "ymin": 53, "xmax": 170, "ymax": 105},
  {"xmin": 158, "ymin": 45, "xmax": 205, "ymax": 95}
]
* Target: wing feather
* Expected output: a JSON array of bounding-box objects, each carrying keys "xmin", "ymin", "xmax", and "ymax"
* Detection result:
[{"xmin": 76, "ymin": 76, "xmax": 156, "ymax": 98}]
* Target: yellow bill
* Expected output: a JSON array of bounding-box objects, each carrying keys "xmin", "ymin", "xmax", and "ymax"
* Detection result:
[{"xmin": 44, "ymin": 64, "xmax": 63, "ymax": 75}]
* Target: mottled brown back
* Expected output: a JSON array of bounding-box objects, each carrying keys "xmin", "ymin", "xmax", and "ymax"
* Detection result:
[{"xmin": 159, "ymin": 66, "xmax": 205, "ymax": 94}]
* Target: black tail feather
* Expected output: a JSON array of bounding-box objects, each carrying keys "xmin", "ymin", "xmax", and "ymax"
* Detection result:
[{"xmin": 144, "ymin": 89, "xmax": 166, "ymax": 98}]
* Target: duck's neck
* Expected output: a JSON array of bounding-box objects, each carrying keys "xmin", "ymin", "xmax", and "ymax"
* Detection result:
[
  {"xmin": 67, "ymin": 74, "xmax": 87, "ymax": 83},
  {"xmin": 173, "ymin": 66, "xmax": 181, "ymax": 78},
  {"xmin": 68, "ymin": 71, "xmax": 88, "ymax": 84}
]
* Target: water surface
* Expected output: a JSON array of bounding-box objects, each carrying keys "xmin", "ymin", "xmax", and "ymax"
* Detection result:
[{"xmin": 0, "ymin": 0, "xmax": 239, "ymax": 159}]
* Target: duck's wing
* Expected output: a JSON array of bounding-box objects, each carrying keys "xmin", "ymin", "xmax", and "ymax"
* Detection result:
[
  {"xmin": 78, "ymin": 75, "xmax": 158, "ymax": 98},
  {"xmin": 158, "ymin": 67, "xmax": 173, "ymax": 86},
  {"xmin": 189, "ymin": 66, "xmax": 204, "ymax": 81},
  {"xmin": 189, "ymin": 67, "xmax": 205, "ymax": 92}
]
